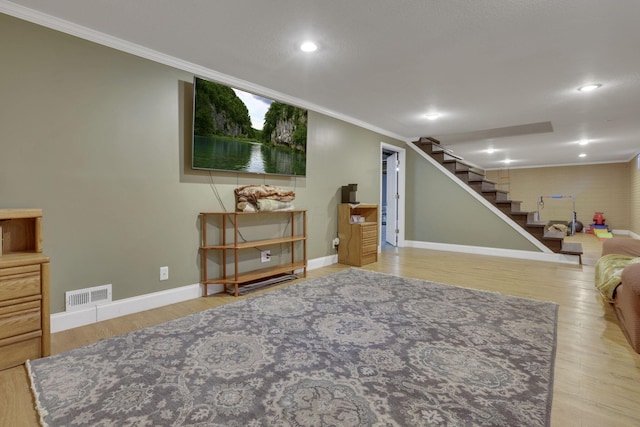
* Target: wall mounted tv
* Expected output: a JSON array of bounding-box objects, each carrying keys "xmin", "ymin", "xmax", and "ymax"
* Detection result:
[{"xmin": 192, "ymin": 76, "xmax": 307, "ymax": 176}]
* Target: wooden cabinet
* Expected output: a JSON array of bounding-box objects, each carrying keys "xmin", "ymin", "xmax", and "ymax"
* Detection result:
[
  {"xmin": 338, "ymin": 204, "xmax": 379, "ymax": 266},
  {"xmin": 200, "ymin": 210, "xmax": 307, "ymax": 297},
  {"xmin": 0, "ymin": 209, "xmax": 50, "ymax": 371}
]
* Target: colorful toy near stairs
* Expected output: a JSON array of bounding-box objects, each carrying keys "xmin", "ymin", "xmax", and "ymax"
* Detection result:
[{"xmin": 588, "ymin": 211, "xmax": 613, "ymax": 239}]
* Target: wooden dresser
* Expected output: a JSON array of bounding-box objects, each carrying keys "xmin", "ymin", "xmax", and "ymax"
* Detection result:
[
  {"xmin": 337, "ymin": 204, "xmax": 379, "ymax": 267},
  {"xmin": 0, "ymin": 209, "xmax": 50, "ymax": 371}
]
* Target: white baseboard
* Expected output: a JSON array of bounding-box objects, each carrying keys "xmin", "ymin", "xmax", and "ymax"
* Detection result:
[
  {"xmin": 307, "ymin": 254, "xmax": 338, "ymax": 270},
  {"xmin": 613, "ymin": 229, "xmax": 640, "ymax": 239},
  {"xmin": 51, "ymin": 255, "xmax": 337, "ymax": 333},
  {"xmin": 51, "ymin": 283, "xmax": 203, "ymax": 333},
  {"xmin": 403, "ymin": 240, "xmax": 581, "ymax": 265}
]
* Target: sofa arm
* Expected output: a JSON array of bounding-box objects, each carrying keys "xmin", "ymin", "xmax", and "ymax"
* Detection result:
[
  {"xmin": 602, "ymin": 238, "xmax": 640, "ymax": 257},
  {"xmin": 621, "ymin": 263, "xmax": 640, "ymax": 297}
]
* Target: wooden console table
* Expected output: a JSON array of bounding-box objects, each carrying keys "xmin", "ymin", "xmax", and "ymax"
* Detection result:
[{"xmin": 200, "ymin": 210, "xmax": 307, "ymax": 297}]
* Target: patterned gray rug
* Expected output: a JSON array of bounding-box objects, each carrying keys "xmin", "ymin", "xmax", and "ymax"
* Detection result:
[{"xmin": 28, "ymin": 268, "xmax": 557, "ymax": 426}]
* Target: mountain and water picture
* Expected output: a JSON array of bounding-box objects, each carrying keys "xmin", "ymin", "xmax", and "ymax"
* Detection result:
[{"xmin": 192, "ymin": 77, "xmax": 307, "ymax": 176}]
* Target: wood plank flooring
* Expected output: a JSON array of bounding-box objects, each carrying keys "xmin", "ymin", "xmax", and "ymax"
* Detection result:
[{"xmin": 1, "ymin": 233, "xmax": 639, "ymax": 426}]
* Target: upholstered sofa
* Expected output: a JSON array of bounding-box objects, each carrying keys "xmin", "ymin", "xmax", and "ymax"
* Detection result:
[{"xmin": 598, "ymin": 238, "xmax": 640, "ymax": 353}]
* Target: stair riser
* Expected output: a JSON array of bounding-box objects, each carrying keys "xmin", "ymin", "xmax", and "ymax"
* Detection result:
[
  {"xmin": 456, "ymin": 171, "xmax": 484, "ymax": 183},
  {"xmin": 483, "ymin": 192, "xmax": 509, "ymax": 203},
  {"xmin": 497, "ymin": 202, "xmax": 522, "ymax": 214},
  {"xmin": 541, "ymin": 239, "xmax": 563, "ymax": 252},
  {"xmin": 415, "ymin": 140, "xmax": 441, "ymax": 155},
  {"xmin": 467, "ymin": 171, "xmax": 484, "ymax": 181},
  {"xmin": 429, "ymin": 152, "xmax": 447, "ymax": 163},
  {"xmin": 418, "ymin": 137, "xmax": 440, "ymax": 145},
  {"xmin": 509, "ymin": 215, "xmax": 529, "ymax": 227},
  {"xmin": 443, "ymin": 162, "xmax": 469, "ymax": 173},
  {"xmin": 526, "ymin": 226, "xmax": 546, "ymax": 238}
]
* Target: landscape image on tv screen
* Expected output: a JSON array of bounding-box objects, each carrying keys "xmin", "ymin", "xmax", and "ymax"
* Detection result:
[{"xmin": 192, "ymin": 77, "xmax": 307, "ymax": 176}]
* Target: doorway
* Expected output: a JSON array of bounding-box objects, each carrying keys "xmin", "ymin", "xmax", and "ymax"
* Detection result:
[{"xmin": 380, "ymin": 143, "xmax": 406, "ymax": 249}]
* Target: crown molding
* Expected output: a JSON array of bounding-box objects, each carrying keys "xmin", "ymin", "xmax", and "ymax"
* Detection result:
[{"xmin": 1, "ymin": 1, "xmax": 406, "ymax": 142}]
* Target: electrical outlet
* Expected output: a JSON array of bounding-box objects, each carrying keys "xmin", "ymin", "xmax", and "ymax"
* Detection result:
[
  {"xmin": 261, "ymin": 250, "xmax": 271, "ymax": 263},
  {"xmin": 332, "ymin": 237, "xmax": 340, "ymax": 248},
  {"xmin": 160, "ymin": 266, "xmax": 169, "ymax": 281}
]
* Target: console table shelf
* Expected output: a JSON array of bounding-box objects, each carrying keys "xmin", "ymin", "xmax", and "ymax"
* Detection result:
[{"xmin": 200, "ymin": 210, "xmax": 307, "ymax": 297}]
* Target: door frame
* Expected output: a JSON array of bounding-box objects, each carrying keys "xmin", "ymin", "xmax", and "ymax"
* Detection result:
[{"xmin": 380, "ymin": 142, "xmax": 406, "ymax": 248}]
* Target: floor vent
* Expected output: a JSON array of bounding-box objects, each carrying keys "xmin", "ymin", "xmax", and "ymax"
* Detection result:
[{"xmin": 65, "ymin": 284, "xmax": 112, "ymax": 311}]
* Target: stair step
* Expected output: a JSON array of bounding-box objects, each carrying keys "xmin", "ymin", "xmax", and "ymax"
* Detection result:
[
  {"xmin": 540, "ymin": 230, "xmax": 565, "ymax": 252},
  {"xmin": 482, "ymin": 189, "xmax": 509, "ymax": 202},
  {"xmin": 525, "ymin": 220, "xmax": 548, "ymax": 237},
  {"xmin": 468, "ymin": 180, "xmax": 497, "ymax": 192},
  {"xmin": 561, "ymin": 242, "xmax": 583, "ymax": 255},
  {"xmin": 456, "ymin": 169, "xmax": 485, "ymax": 183},
  {"xmin": 496, "ymin": 200, "xmax": 522, "ymax": 213},
  {"xmin": 527, "ymin": 220, "xmax": 548, "ymax": 228},
  {"xmin": 430, "ymin": 151, "xmax": 459, "ymax": 163},
  {"xmin": 414, "ymin": 138, "xmax": 451, "ymax": 156},
  {"xmin": 418, "ymin": 136, "xmax": 441, "ymax": 145},
  {"xmin": 443, "ymin": 159, "xmax": 471, "ymax": 173},
  {"xmin": 507, "ymin": 210, "xmax": 529, "ymax": 227},
  {"xmin": 543, "ymin": 229, "xmax": 566, "ymax": 240}
]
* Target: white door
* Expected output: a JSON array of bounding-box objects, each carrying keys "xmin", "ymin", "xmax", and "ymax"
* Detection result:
[{"xmin": 385, "ymin": 152, "xmax": 398, "ymax": 246}]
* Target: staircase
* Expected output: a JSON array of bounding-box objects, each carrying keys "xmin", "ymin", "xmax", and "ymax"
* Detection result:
[{"xmin": 413, "ymin": 137, "xmax": 583, "ymax": 262}]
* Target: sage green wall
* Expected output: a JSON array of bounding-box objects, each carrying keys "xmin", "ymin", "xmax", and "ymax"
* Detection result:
[
  {"xmin": 404, "ymin": 148, "xmax": 540, "ymax": 251},
  {"xmin": 0, "ymin": 14, "xmax": 403, "ymax": 312}
]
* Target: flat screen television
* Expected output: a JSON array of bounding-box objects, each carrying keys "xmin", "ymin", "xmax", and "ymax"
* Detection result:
[{"xmin": 192, "ymin": 76, "xmax": 307, "ymax": 176}]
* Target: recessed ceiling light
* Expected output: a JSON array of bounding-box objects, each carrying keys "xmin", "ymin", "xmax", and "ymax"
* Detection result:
[
  {"xmin": 579, "ymin": 153, "xmax": 587, "ymax": 158},
  {"xmin": 424, "ymin": 113, "xmax": 441, "ymax": 120},
  {"xmin": 300, "ymin": 41, "xmax": 318, "ymax": 52},
  {"xmin": 486, "ymin": 148, "xmax": 496, "ymax": 154},
  {"xmin": 578, "ymin": 139, "xmax": 589, "ymax": 145},
  {"xmin": 577, "ymin": 84, "xmax": 602, "ymax": 92},
  {"xmin": 502, "ymin": 159, "xmax": 512, "ymax": 164}
]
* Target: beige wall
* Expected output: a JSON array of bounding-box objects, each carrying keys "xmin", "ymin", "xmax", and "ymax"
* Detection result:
[
  {"xmin": 486, "ymin": 163, "xmax": 631, "ymax": 231},
  {"xmin": 0, "ymin": 14, "xmax": 403, "ymax": 312},
  {"xmin": 630, "ymin": 155, "xmax": 640, "ymax": 235}
]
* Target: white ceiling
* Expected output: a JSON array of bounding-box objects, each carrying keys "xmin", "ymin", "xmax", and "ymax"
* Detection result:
[{"xmin": 3, "ymin": 0, "xmax": 640, "ymax": 170}]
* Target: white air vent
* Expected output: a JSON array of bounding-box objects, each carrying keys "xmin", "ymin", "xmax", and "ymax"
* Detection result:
[{"xmin": 65, "ymin": 284, "xmax": 112, "ymax": 311}]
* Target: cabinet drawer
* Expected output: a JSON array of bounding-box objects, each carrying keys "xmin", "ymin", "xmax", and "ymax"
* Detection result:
[
  {"xmin": 362, "ymin": 244, "xmax": 377, "ymax": 255},
  {"xmin": 0, "ymin": 265, "xmax": 41, "ymax": 302},
  {"xmin": 0, "ymin": 308, "xmax": 41, "ymax": 340},
  {"xmin": 0, "ymin": 298, "xmax": 40, "ymax": 316},
  {"xmin": 361, "ymin": 225, "xmax": 377, "ymax": 240},
  {"xmin": 360, "ymin": 253, "xmax": 377, "ymax": 266},
  {"xmin": 362, "ymin": 235, "xmax": 377, "ymax": 245},
  {"xmin": 0, "ymin": 332, "xmax": 42, "ymax": 370}
]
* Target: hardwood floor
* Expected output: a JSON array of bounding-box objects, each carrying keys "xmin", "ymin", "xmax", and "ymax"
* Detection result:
[{"xmin": 1, "ymin": 233, "xmax": 639, "ymax": 426}]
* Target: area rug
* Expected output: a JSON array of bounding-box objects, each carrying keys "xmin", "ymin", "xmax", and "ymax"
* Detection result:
[{"xmin": 28, "ymin": 268, "xmax": 558, "ymax": 426}]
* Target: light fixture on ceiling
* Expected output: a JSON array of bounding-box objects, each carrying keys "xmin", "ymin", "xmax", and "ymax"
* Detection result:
[
  {"xmin": 502, "ymin": 159, "xmax": 512, "ymax": 164},
  {"xmin": 579, "ymin": 139, "xmax": 589, "ymax": 145},
  {"xmin": 300, "ymin": 41, "xmax": 318, "ymax": 52},
  {"xmin": 486, "ymin": 148, "xmax": 496, "ymax": 154},
  {"xmin": 424, "ymin": 113, "xmax": 441, "ymax": 120},
  {"xmin": 579, "ymin": 153, "xmax": 587, "ymax": 158},
  {"xmin": 577, "ymin": 84, "xmax": 602, "ymax": 92}
]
